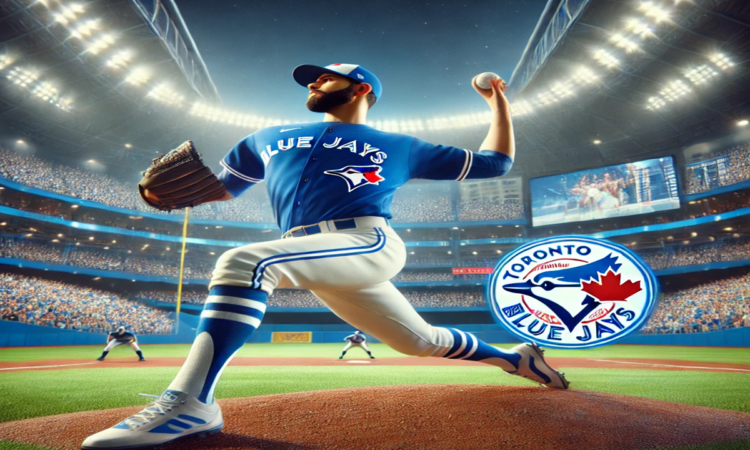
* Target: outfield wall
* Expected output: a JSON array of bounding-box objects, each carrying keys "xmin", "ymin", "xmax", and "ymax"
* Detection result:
[{"xmin": 1, "ymin": 320, "xmax": 749, "ymax": 348}]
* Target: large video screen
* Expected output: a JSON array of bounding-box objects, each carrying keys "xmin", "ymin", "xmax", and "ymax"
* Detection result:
[{"xmin": 530, "ymin": 157, "xmax": 680, "ymax": 227}]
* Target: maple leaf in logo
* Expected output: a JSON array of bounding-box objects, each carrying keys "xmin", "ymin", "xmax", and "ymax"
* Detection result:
[{"xmin": 581, "ymin": 269, "xmax": 642, "ymax": 301}]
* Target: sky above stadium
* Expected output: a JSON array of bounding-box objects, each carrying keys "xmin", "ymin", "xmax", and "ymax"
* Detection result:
[{"xmin": 176, "ymin": 0, "xmax": 546, "ymax": 121}]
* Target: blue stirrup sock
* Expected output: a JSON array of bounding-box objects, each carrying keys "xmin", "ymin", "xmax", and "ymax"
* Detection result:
[
  {"xmin": 442, "ymin": 328, "xmax": 521, "ymax": 372},
  {"xmin": 167, "ymin": 285, "xmax": 267, "ymax": 404}
]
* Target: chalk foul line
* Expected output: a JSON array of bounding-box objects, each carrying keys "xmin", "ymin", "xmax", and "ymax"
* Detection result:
[
  {"xmin": 0, "ymin": 362, "xmax": 99, "ymax": 371},
  {"xmin": 589, "ymin": 359, "xmax": 750, "ymax": 372}
]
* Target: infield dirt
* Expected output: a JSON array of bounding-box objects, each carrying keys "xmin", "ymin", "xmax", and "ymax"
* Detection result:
[{"xmin": 1, "ymin": 385, "xmax": 749, "ymax": 449}]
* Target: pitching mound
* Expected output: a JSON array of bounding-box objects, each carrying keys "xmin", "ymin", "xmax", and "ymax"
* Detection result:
[{"xmin": 2, "ymin": 385, "xmax": 750, "ymax": 450}]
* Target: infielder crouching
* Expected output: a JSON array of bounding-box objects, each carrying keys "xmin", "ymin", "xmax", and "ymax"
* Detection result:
[
  {"xmin": 340, "ymin": 330, "xmax": 374, "ymax": 359},
  {"xmin": 96, "ymin": 326, "xmax": 145, "ymax": 362},
  {"xmin": 83, "ymin": 63, "xmax": 568, "ymax": 450}
]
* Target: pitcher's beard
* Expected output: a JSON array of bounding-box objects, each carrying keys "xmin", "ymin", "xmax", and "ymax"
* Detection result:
[{"xmin": 306, "ymin": 83, "xmax": 358, "ymax": 112}]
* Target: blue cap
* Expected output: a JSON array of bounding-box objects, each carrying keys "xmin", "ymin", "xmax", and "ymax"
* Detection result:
[{"xmin": 293, "ymin": 63, "xmax": 382, "ymax": 102}]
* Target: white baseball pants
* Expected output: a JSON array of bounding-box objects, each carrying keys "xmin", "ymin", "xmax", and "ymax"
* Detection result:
[
  {"xmin": 210, "ymin": 217, "xmax": 455, "ymax": 357},
  {"xmin": 103, "ymin": 340, "xmax": 140, "ymax": 352}
]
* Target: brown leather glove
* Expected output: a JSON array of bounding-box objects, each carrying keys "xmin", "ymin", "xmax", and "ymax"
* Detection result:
[{"xmin": 138, "ymin": 141, "xmax": 228, "ymax": 211}]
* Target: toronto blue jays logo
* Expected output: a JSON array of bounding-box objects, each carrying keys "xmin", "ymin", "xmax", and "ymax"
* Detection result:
[
  {"xmin": 488, "ymin": 236, "xmax": 659, "ymax": 349},
  {"xmin": 324, "ymin": 165, "xmax": 385, "ymax": 192}
]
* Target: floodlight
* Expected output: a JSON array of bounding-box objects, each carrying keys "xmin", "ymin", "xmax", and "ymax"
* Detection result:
[
  {"xmin": 106, "ymin": 50, "xmax": 134, "ymax": 70},
  {"xmin": 593, "ymin": 140, "xmax": 601, "ymax": 144},
  {"xmin": 660, "ymin": 79, "xmax": 691, "ymax": 101},
  {"xmin": 624, "ymin": 18, "xmax": 653, "ymax": 38},
  {"xmin": 641, "ymin": 3, "xmax": 671, "ymax": 23},
  {"xmin": 87, "ymin": 34, "xmax": 116, "ymax": 54},
  {"xmin": 709, "ymin": 53, "xmax": 734, "ymax": 70},
  {"xmin": 609, "ymin": 33, "xmax": 640, "ymax": 53},
  {"xmin": 738, "ymin": 120, "xmax": 749, "ymax": 127},
  {"xmin": 684, "ymin": 64, "xmax": 719, "ymax": 85},
  {"xmin": 125, "ymin": 67, "xmax": 150, "ymax": 85},
  {"xmin": 646, "ymin": 96, "xmax": 666, "ymax": 110},
  {"xmin": 511, "ymin": 101, "xmax": 533, "ymax": 116},
  {"xmin": 0, "ymin": 55, "xmax": 13, "ymax": 70},
  {"xmin": 592, "ymin": 49, "xmax": 619, "ymax": 69},
  {"xmin": 17, "ymin": 140, "xmax": 24, "ymax": 144}
]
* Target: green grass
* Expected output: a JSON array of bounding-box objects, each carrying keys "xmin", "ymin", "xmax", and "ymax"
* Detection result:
[
  {"xmin": 657, "ymin": 442, "xmax": 750, "ymax": 450},
  {"xmin": 0, "ymin": 443, "xmax": 56, "ymax": 450},
  {"xmin": 1, "ymin": 366, "xmax": 748, "ymax": 423},
  {"xmin": 1, "ymin": 343, "xmax": 749, "ymax": 364}
]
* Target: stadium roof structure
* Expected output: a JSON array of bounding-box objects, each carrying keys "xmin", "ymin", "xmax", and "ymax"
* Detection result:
[
  {"xmin": 0, "ymin": 0, "xmax": 220, "ymax": 170},
  {"xmin": 506, "ymin": 0, "xmax": 750, "ymax": 177}
]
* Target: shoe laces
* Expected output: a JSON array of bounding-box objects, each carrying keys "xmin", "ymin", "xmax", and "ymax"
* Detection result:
[{"xmin": 122, "ymin": 394, "xmax": 184, "ymax": 430}]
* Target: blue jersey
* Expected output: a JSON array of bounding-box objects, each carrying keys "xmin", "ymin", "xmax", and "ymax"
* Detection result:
[{"xmin": 218, "ymin": 122, "xmax": 512, "ymax": 232}]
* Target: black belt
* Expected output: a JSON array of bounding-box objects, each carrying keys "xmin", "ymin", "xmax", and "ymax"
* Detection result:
[{"xmin": 288, "ymin": 218, "xmax": 358, "ymax": 238}]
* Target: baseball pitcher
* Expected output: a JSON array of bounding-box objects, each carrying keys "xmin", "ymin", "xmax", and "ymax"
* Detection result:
[
  {"xmin": 339, "ymin": 330, "xmax": 374, "ymax": 359},
  {"xmin": 96, "ymin": 326, "xmax": 146, "ymax": 362},
  {"xmin": 83, "ymin": 63, "xmax": 568, "ymax": 449}
]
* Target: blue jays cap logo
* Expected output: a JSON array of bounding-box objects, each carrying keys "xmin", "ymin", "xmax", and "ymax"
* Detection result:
[
  {"xmin": 324, "ymin": 165, "xmax": 385, "ymax": 192},
  {"xmin": 488, "ymin": 236, "xmax": 659, "ymax": 349}
]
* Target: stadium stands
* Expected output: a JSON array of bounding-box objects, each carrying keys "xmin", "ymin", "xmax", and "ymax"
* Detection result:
[
  {"xmin": 0, "ymin": 273, "xmax": 173, "ymax": 334},
  {"xmin": 641, "ymin": 272, "xmax": 750, "ymax": 334},
  {"xmin": 685, "ymin": 142, "xmax": 750, "ymax": 194},
  {"xmin": 390, "ymin": 183, "xmax": 454, "ymax": 222},
  {"xmin": 133, "ymin": 288, "xmax": 485, "ymax": 309},
  {"xmin": 458, "ymin": 199, "xmax": 525, "ymax": 222}
]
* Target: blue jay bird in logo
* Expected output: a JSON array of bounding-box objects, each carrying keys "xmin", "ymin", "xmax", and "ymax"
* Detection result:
[
  {"xmin": 503, "ymin": 254, "xmax": 623, "ymax": 333},
  {"xmin": 324, "ymin": 165, "xmax": 385, "ymax": 192}
]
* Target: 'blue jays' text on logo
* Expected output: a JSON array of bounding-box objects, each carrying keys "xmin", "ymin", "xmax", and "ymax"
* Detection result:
[
  {"xmin": 324, "ymin": 165, "xmax": 385, "ymax": 192},
  {"xmin": 488, "ymin": 236, "xmax": 659, "ymax": 349}
]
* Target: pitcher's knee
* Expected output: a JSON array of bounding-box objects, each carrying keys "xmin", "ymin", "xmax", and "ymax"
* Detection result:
[{"xmin": 210, "ymin": 246, "xmax": 263, "ymax": 288}]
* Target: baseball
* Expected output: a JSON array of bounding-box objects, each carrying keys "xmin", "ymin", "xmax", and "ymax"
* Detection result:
[{"xmin": 475, "ymin": 72, "xmax": 501, "ymax": 90}]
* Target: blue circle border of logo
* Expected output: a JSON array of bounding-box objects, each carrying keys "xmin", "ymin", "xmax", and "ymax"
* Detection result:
[{"xmin": 486, "ymin": 235, "xmax": 660, "ymax": 349}]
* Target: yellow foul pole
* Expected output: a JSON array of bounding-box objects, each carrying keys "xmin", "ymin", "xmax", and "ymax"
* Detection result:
[{"xmin": 175, "ymin": 207, "xmax": 190, "ymax": 334}]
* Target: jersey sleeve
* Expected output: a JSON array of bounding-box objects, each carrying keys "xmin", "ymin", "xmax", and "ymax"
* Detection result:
[
  {"xmin": 217, "ymin": 134, "xmax": 265, "ymax": 197},
  {"xmin": 408, "ymin": 138, "xmax": 513, "ymax": 181}
]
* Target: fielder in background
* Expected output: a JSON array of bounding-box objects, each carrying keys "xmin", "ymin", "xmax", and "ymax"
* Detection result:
[
  {"xmin": 96, "ymin": 326, "xmax": 146, "ymax": 362},
  {"xmin": 83, "ymin": 62, "xmax": 568, "ymax": 450},
  {"xmin": 339, "ymin": 330, "xmax": 374, "ymax": 359}
]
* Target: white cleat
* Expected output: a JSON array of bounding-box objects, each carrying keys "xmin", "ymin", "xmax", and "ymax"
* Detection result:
[
  {"xmin": 508, "ymin": 342, "xmax": 569, "ymax": 389},
  {"xmin": 81, "ymin": 390, "xmax": 223, "ymax": 449}
]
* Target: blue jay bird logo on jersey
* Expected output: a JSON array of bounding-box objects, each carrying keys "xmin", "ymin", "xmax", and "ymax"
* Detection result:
[
  {"xmin": 324, "ymin": 165, "xmax": 385, "ymax": 192},
  {"xmin": 487, "ymin": 236, "xmax": 659, "ymax": 349}
]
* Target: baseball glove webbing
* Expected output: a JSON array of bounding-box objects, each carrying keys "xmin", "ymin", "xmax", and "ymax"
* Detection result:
[{"xmin": 138, "ymin": 141, "xmax": 228, "ymax": 211}]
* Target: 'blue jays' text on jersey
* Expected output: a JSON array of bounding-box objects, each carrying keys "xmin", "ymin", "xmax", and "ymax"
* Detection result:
[{"xmin": 217, "ymin": 122, "xmax": 513, "ymax": 232}]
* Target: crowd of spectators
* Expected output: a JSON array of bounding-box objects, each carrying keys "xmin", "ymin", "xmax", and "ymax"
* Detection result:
[
  {"xmin": 0, "ymin": 147, "xmax": 276, "ymax": 223},
  {"xmin": 392, "ymin": 271, "xmax": 453, "ymax": 282},
  {"xmin": 685, "ymin": 143, "xmax": 750, "ymax": 194},
  {"xmin": 406, "ymin": 256, "xmax": 454, "ymax": 266},
  {"xmin": 403, "ymin": 290, "xmax": 485, "ymax": 307},
  {"xmin": 7, "ymin": 235, "xmax": 750, "ymax": 281},
  {"xmin": 391, "ymin": 184, "xmax": 455, "ymax": 223},
  {"xmin": 0, "ymin": 237, "xmax": 215, "ymax": 279},
  {"xmin": 669, "ymin": 237, "xmax": 750, "ymax": 268},
  {"xmin": 458, "ymin": 199, "xmax": 525, "ymax": 222},
  {"xmin": 134, "ymin": 290, "xmax": 207, "ymax": 305},
  {"xmin": 0, "ymin": 273, "xmax": 173, "ymax": 334},
  {"xmin": 133, "ymin": 288, "xmax": 485, "ymax": 309},
  {"xmin": 641, "ymin": 273, "xmax": 750, "ymax": 334},
  {"xmin": 637, "ymin": 248, "xmax": 671, "ymax": 271}
]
